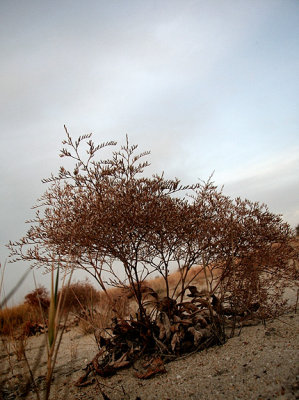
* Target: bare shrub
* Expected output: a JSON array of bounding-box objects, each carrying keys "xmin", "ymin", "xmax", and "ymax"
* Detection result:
[
  {"xmin": 0, "ymin": 287, "xmax": 49, "ymax": 337},
  {"xmin": 58, "ymin": 280, "xmax": 100, "ymax": 313},
  {"xmin": 24, "ymin": 286, "xmax": 50, "ymax": 312},
  {"xmin": 0, "ymin": 303, "xmax": 41, "ymax": 336},
  {"xmin": 7, "ymin": 128, "xmax": 298, "ymax": 371},
  {"xmin": 76, "ymin": 287, "xmax": 130, "ymax": 336}
]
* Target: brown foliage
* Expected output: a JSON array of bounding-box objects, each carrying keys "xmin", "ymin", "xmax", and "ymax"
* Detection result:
[
  {"xmin": 7, "ymin": 128, "xmax": 298, "ymax": 367},
  {"xmin": 0, "ymin": 303, "xmax": 41, "ymax": 336},
  {"xmin": 58, "ymin": 280, "xmax": 100, "ymax": 313},
  {"xmin": 75, "ymin": 286, "xmax": 228, "ymax": 384},
  {"xmin": 24, "ymin": 286, "xmax": 50, "ymax": 311}
]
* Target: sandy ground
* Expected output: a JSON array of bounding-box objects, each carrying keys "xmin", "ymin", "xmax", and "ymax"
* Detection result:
[{"xmin": 1, "ymin": 299, "xmax": 298, "ymax": 400}]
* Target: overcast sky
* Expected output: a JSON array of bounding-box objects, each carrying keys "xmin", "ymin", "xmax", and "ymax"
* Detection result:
[{"xmin": 1, "ymin": 0, "xmax": 298, "ymax": 304}]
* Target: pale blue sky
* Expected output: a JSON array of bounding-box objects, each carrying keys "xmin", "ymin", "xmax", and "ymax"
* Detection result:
[{"xmin": 1, "ymin": 0, "xmax": 298, "ymax": 303}]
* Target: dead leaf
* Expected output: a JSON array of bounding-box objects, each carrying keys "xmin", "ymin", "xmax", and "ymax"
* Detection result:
[
  {"xmin": 109, "ymin": 352, "xmax": 131, "ymax": 369},
  {"xmin": 135, "ymin": 357, "xmax": 166, "ymax": 379},
  {"xmin": 178, "ymin": 302, "xmax": 198, "ymax": 313},
  {"xmin": 187, "ymin": 286, "xmax": 201, "ymax": 297},
  {"xmin": 74, "ymin": 376, "xmax": 95, "ymax": 387},
  {"xmin": 171, "ymin": 326, "xmax": 185, "ymax": 352},
  {"xmin": 188, "ymin": 327, "xmax": 203, "ymax": 346},
  {"xmin": 156, "ymin": 297, "xmax": 177, "ymax": 315},
  {"xmin": 93, "ymin": 364, "xmax": 116, "ymax": 378},
  {"xmin": 163, "ymin": 312, "xmax": 171, "ymax": 338},
  {"xmin": 193, "ymin": 314, "xmax": 208, "ymax": 328}
]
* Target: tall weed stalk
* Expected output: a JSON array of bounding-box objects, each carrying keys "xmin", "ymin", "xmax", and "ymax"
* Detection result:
[{"xmin": 44, "ymin": 260, "xmax": 74, "ymax": 400}]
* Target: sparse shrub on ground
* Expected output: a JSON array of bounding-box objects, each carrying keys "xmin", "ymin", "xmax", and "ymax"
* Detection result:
[
  {"xmin": 59, "ymin": 280, "xmax": 100, "ymax": 313},
  {"xmin": 0, "ymin": 303, "xmax": 41, "ymax": 336},
  {"xmin": 0, "ymin": 286, "xmax": 50, "ymax": 336},
  {"xmin": 8, "ymin": 130, "xmax": 296, "ymax": 321},
  {"xmin": 6, "ymin": 129, "xmax": 299, "ymax": 385},
  {"xmin": 76, "ymin": 286, "xmax": 130, "ymax": 335},
  {"xmin": 24, "ymin": 286, "xmax": 50, "ymax": 312}
]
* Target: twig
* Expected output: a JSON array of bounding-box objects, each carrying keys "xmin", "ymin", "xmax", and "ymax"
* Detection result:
[
  {"xmin": 295, "ymin": 288, "xmax": 299, "ymax": 314},
  {"xmin": 23, "ymin": 349, "xmax": 41, "ymax": 400}
]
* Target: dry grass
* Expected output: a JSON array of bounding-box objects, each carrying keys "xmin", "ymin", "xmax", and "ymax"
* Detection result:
[
  {"xmin": 80, "ymin": 265, "xmax": 210, "ymax": 332},
  {"xmin": 0, "ymin": 265, "xmax": 231, "ymax": 338},
  {"xmin": 0, "ymin": 263, "xmax": 76, "ymax": 400},
  {"xmin": 75, "ymin": 287, "xmax": 130, "ymax": 335},
  {"xmin": 25, "ymin": 286, "xmax": 50, "ymax": 311},
  {"xmin": 0, "ymin": 303, "xmax": 42, "ymax": 336},
  {"xmin": 63, "ymin": 270, "xmax": 208, "ymax": 336},
  {"xmin": 141, "ymin": 265, "xmax": 209, "ymax": 298},
  {"xmin": 59, "ymin": 280, "xmax": 101, "ymax": 313}
]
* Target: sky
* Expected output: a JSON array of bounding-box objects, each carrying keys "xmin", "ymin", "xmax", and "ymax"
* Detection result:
[{"xmin": 0, "ymin": 0, "xmax": 298, "ymax": 304}]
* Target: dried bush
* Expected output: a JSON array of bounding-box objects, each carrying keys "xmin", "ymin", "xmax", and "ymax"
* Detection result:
[
  {"xmin": 75, "ymin": 287, "xmax": 130, "ymax": 336},
  {"xmin": 24, "ymin": 286, "xmax": 50, "ymax": 311},
  {"xmin": 59, "ymin": 280, "xmax": 100, "ymax": 313},
  {"xmin": 0, "ymin": 303, "xmax": 41, "ymax": 336},
  {"xmin": 7, "ymin": 128, "xmax": 298, "ymax": 370}
]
